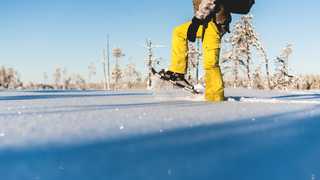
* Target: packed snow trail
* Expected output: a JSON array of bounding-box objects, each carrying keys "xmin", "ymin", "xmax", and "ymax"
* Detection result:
[{"xmin": 0, "ymin": 88, "xmax": 319, "ymax": 180}]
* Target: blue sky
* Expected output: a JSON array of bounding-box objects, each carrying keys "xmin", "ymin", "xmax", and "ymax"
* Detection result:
[{"xmin": 0, "ymin": 0, "xmax": 319, "ymax": 83}]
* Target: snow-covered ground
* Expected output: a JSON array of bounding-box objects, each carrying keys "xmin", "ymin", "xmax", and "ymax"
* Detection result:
[{"xmin": 0, "ymin": 88, "xmax": 320, "ymax": 180}]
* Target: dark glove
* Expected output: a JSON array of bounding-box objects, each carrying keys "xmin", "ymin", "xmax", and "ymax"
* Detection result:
[{"xmin": 187, "ymin": 17, "xmax": 203, "ymax": 42}]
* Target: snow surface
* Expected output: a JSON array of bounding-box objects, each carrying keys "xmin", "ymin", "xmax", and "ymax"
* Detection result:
[{"xmin": 0, "ymin": 88, "xmax": 320, "ymax": 180}]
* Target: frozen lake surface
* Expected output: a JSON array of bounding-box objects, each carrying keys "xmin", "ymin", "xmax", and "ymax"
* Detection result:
[{"xmin": 0, "ymin": 88, "xmax": 320, "ymax": 180}]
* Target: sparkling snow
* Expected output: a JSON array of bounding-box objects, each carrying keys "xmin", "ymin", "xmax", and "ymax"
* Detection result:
[{"xmin": 0, "ymin": 88, "xmax": 319, "ymax": 180}]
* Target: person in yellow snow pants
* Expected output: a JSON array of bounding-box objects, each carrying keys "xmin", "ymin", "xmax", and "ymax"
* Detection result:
[{"xmin": 169, "ymin": 21, "xmax": 224, "ymax": 102}]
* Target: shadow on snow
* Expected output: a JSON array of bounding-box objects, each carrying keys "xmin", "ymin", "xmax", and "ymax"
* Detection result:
[
  {"xmin": 0, "ymin": 92, "xmax": 153, "ymax": 101},
  {"xmin": 0, "ymin": 101, "xmax": 208, "ymax": 117},
  {"xmin": 229, "ymin": 92, "xmax": 320, "ymax": 101},
  {"xmin": 0, "ymin": 106, "xmax": 320, "ymax": 180},
  {"xmin": 272, "ymin": 93, "xmax": 320, "ymax": 100}
]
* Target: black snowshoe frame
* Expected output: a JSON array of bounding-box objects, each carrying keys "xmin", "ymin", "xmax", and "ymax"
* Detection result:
[{"xmin": 151, "ymin": 68, "xmax": 200, "ymax": 95}]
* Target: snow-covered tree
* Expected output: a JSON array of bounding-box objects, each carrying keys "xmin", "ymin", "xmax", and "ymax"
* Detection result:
[
  {"xmin": 123, "ymin": 63, "xmax": 142, "ymax": 88},
  {"xmin": 296, "ymin": 74, "xmax": 320, "ymax": 90},
  {"xmin": 272, "ymin": 44, "xmax": 294, "ymax": 89},
  {"xmin": 0, "ymin": 66, "xmax": 22, "ymax": 89},
  {"xmin": 62, "ymin": 68, "xmax": 70, "ymax": 90},
  {"xmin": 73, "ymin": 74, "xmax": 86, "ymax": 90},
  {"xmin": 252, "ymin": 67, "xmax": 264, "ymax": 89},
  {"xmin": 53, "ymin": 68, "xmax": 62, "ymax": 89},
  {"xmin": 221, "ymin": 49, "xmax": 245, "ymax": 88},
  {"xmin": 112, "ymin": 66, "xmax": 122, "ymax": 89},
  {"xmin": 222, "ymin": 15, "xmax": 271, "ymax": 88},
  {"xmin": 187, "ymin": 39, "xmax": 202, "ymax": 84},
  {"xmin": 112, "ymin": 48, "xmax": 125, "ymax": 89},
  {"xmin": 144, "ymin": 39, "xmax": 165, "ymax": 89}
]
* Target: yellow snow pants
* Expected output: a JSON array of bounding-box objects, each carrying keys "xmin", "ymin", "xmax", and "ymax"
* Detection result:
[{"xmin": 169, "ymin": 21, "xmax": 225, "ymax": 102}]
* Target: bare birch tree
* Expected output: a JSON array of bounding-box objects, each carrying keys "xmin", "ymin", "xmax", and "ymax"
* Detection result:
[{"xmin": 222, "ymin": 15, "xmax": 271, "ymax": 88}]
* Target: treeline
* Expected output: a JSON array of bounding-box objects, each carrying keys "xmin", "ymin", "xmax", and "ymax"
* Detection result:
[
  {"xmin": 1, "ymin": 15, "xmax": 319, "ymax": 91},
  {"xmin": 218, "ymin": 15, "xmax": 318, "ymax": 91},
  {"xmin": 0, "ymin": 66, "xmax": 23, "ymax": 89},
  {"xmin": 223, "ymin": 75, "xmax": 320, "ymax": 90},
  {"xmin": 1, "ymin": 66, "xmax": 320, "ymax": 91},
  {"xmin": 2, "ymin": 57, "xmax": 320, "ymax": 91},
  {"xmin": 0, "ymin": 63, "xmax": 145, "ymax": 90}
]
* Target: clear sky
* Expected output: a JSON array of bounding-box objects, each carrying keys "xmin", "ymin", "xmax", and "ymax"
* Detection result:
[{"xmin": 0, "ymin": 0, "xmax": 319, "ymax": 83}]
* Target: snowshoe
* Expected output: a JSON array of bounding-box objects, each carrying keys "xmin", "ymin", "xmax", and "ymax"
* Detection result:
[{"xmin": 151, "ymin": 68, "xmax": 200, "ymax": 95}]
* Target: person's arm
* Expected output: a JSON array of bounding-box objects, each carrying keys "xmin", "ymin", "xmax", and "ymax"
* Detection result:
[{"xmin": 188, "ymin": 0, "xmax": 217, "ymax": 42}]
